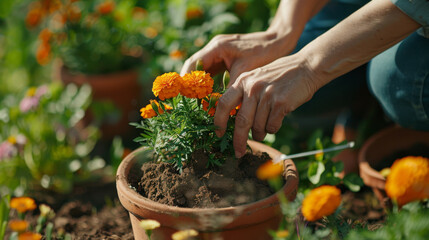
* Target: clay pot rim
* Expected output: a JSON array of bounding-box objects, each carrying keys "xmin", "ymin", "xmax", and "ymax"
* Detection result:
[{"xmin": 116, "ymin": 140, "xmax": 299, "ymax": 215}]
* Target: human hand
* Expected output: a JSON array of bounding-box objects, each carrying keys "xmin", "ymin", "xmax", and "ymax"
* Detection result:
[
  {"xmin": 214, "ymin": 53, "xmax": 321, "ymax": 158},
  {"xmin": 180, "ymin": 31, "xmax": 295, "ymax": 82}
]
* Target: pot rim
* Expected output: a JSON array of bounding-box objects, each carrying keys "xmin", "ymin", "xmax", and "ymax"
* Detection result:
[{"xmin": 116, "ymin": 140, "xmax": 299, "ymax": 215}]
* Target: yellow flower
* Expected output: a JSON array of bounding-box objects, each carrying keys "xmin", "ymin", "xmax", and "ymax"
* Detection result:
[
  {"xmin": 9, "ymin": 220, "xmax": 28, "ymax": 232},
  {"xmin": 385, "ymin": 156, "xmax": 429, "ymax": 207},
  {"xmin": 139, "ymin": 219, "xmax": 160, "ymax": 230},
  {"xmin": 152, "ymin": 72, "xmax": 182, "ymax": 100},
  {"xmin": 39, "ymin": 204, "xmax": 54, "ymax": 218},
  {"xmin": 171, "ymin": 229, "xmax": 199, "ymax": 240},
  {"xmin": 256, "ymin": 160, "xmax": 284, "ymax": 180},
  {"xmin": 18, "ymin": 232, "xmax": 42, "ymax": 240},
  {"xmin": 10, "ymin": 197, "xmax": 37, "ymax": 213},
  {"xmin": 7, "ymin": 136, "xmax": 17, "ymax": 145},
  {"xmin": 275, "ymin": 230, "xmax": 289, "ymax": 238},
  {"xmin": 302, "ymin": 185, "xmax": 341, "ymax": 222},
  {"xmin": 181, "ymin": 71, "xmax": 214, "ymax": 99},
  {"xmin": 140, "ymin": 100, "xmax": 172, "ymax": 119}
]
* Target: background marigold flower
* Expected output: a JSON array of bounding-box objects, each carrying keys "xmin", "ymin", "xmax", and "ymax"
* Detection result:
[
  {"xmin": 229, "ymin": 103, "xmax": 241, "ymax": 116},
  {"xmin": 180, "ymin": 71, "xmax": 214, "ymax": 99},
  {"xmin": 302, "ymin": 185, "xmax": 341, "ymax": 222},
  {"xmin": 256, "ymin": 160, "xmax": 284, "ymax": 180},
  {"xmin": 169, "ymin": 50, "xmax": 185, "ymax": 60},
  {"xmin": 10, "ymin": 197, "xmax": 37, "ymax": 213},
  {"xmin": 385, "ymin": 156, "xmax": 429, "ymax": 207},
  {"xmin": 18, "ymin": 232, "xmax": 42, "ymax": 240},
  {"xmin": 26, "ymin": 8, "xmax": 43, "ymax": 28},
  {"xmin": 36, "ymin": 42, "xmax": 51, "ymax": 65},
  {"xmin": 38, "ymin": 29, "xmax": 52, "ymax": 43},
  {"xmin": 152, "ymin": 72, "xmax": 182, "ymax": 100},
  {"xmin": 186, "ymin": 7, "xmax": 204, "ymax": 20},
  {"xmin": 97, "ymin": 1, "xmax": 115, "ymax": 15},
  {"xmin": 9, "ymin": 220, "xmax": 28, "ymax": 232}
]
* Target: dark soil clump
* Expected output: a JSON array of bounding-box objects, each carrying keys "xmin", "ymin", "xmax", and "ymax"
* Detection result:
[{"xmin": 134, "ymin": 150, "xmax": 275, "ymax": 208}]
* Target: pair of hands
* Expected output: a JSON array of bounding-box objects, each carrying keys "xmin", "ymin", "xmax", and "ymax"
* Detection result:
[{"xmin": 180, "ymin": 31, "xmax": 319, "ymax": 158}]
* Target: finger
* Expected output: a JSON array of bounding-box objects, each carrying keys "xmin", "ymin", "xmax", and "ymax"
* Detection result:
[
  {"xmin": 214, "ymin": 86, "xmax": 242, "ymax": 137},
  {"xmin": 251, "ymin": 93, "xmax": 270, "ymax": 141},
  {"xmin": 180, "ymin": 44, "xmax": 226, "ymax": 76},
  {"xmin": 233, "ymin": 95, "xmax": 257, "ymax": 158},
  {"xmin": 266, "ymin": 103, "xmax": 288, "ymax": 134}
]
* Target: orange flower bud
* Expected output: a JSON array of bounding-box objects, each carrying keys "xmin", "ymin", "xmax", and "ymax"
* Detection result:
[
  {"xmin": 26, "ymin": 8, "xmax": 43, "ymax": 28},
  {"xmin": 302, "ymin": 185, "xmax": 341, "ymax": 221},
  {"xmin": 10, "ymin": 197, "xmax": 37, "ymax": 213},
  {"xmin": 256, "ymin": 160, "xmax": 284, "ymax": 180},
  {"xmin": 9, "ymin": 220, "xmax": 28, "ymax": 232},
  {"xmin": 36, "ymin": 42, "xmax": 51, "ymax": 65},
  {"xmin": 385, "ymin": 156, "xmax": 429, "ymax": 207}
]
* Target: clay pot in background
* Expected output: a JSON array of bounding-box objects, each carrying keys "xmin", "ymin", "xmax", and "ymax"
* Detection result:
[
  {"xmin": 116, "ymin": 140, "xmax": 299, "ymax": 240},
  {"xmin": 60, "ymin": 67, "xmax": 141, "ymax": 139},
  {"xmin": 358, "ymin": 125, "xmax": 429, "ymax": 208}
]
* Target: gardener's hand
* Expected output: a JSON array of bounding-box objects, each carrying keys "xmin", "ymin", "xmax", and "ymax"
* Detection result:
[
  {"xmin": 214, "ymin": 53, "xmax": 321, "ymax": 158},
  {"xmin": 180, "ymin": 31, "xmax": 295, "ymax": 82}
]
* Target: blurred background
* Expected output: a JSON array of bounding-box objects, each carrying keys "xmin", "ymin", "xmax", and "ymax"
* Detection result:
[{"xmin": 0, "ymin": 0, "xmax": 281, "ymax": 196}]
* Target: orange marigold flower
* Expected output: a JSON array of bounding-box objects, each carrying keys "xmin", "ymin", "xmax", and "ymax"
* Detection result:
[
  {"xmin": 385, "ymin": 156, "xmax": 429, "ymax": 207},
  {"xmin": 38, "ymin": 29, "xmax": 52, "ymax": 43},
  {"xmin": 302, "ymin": 185, "xmax": 341, "ymax": 222},
  {"xmin": 181, "ymin": 71, "xmax": 214, "ymax": 99},
  {"xmin": 18, "ymin": 232, "xmax": 42, "ymax": 240},
  {"xmin": 229, "ymin": 103, "xmax": 241, "ymax": 116},
  {"xmin": 256, "ymin": 160, "xmax": 284, "ymax": 180},
  {"xmin": 10, "ymin": 197, "xmax": 37, "ymax": 213},
  {"xmin": 140, "ymin": 100, "xmax": 171, "ymax": 119},
  {"xmin": 186, "ymin": 7, "xmax": 204, "ymax": 20},
  {"xmin": 152, "ymin": 72, "xmax": 182, "ymax": 100},
  {"xmin": 36, "ymin": 42, "xmax": 51, "ymax": 65},
  {"xmin": 202, "ymin": 93, "xmax": 222, "ymax": 116},
  {"xmin": 9, "ymin": 220, "xmax": 28, "ymax": 232},
  {"xmin": 26, "ymin": 8, "xmax": 43, "ymax": 28},
  {"xmin": 97, "ymin": 1, "xmax": 115, "ymax": 15}
]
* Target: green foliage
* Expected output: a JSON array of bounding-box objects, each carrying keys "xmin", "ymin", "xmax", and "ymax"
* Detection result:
[
  {"xmin": 0, "ymin": 83, "xmax": 101, "ymax": 195},
  {"xmin": 133, "ymin": 95, "xmax": 236, "ymax": 172},
  {"xmin": 297, "ymin": 130, "xmax": 363, "ymax": 192},
  {"xmin": 0, "ymin": 195, "xmax": 10, "ymax": 240}
]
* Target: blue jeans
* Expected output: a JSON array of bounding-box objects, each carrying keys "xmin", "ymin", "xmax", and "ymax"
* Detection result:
[
  {"xmin": 368, "ymin": 32, "xmax": 429, "ymax": 131},
  {"xmin": 290, "ymin": 0, "xmax": 429, "ymax": 131}
]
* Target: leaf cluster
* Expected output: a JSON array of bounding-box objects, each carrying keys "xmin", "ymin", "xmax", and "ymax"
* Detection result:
[{"xmin": 133, "ymin": 96, "xmax": 235, "ymax": 172}]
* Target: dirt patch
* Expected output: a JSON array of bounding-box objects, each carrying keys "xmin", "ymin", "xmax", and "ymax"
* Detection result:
[{"xmin": 134, "ymin": 150, "xmax": 275, "ymax": 208}]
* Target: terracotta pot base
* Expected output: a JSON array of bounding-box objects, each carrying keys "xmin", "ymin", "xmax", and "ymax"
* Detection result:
[{"xmin": 116, "ymin": 140, "xmax": 299, "ymax": 240}]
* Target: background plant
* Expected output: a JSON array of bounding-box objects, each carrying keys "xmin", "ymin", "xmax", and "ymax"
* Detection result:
[{"xmin": 0, "ymin": 83, "xmax": 103, "ymax": 195}]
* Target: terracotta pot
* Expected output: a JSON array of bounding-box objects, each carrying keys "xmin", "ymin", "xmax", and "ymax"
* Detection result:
[
  {"xmin": 116, "ymin": 140, "xmax": 299, "ymax": 240},
  {"xmin": 60, "ymin": 67, "xmax": 141, "ymax": 139},
  {"xmin": 358, "ymin": 125, "xmax": 429, "ymax": 207}
]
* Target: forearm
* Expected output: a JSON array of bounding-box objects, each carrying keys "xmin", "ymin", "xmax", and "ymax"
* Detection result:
[
  {"xmin": 267, "ymin": 0, "xmax": 330, "ymax": 51},
  {"xmin": 300, "ymin": 0, "xmax": 421, "ymax": 89}
]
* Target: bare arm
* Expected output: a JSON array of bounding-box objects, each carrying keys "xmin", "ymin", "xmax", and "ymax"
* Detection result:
[
  {"xmin": 180, "ymin": 0, "xmax": 329, "ymax": 81},
  {"xmin": 214, "ymin": 0, "xmax": 421, "ymax": 158}
]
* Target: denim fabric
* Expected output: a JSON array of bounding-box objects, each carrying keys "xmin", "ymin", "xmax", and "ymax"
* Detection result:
[
  {"xmin": 392, "ymin": 0, "xmax": 429, "ymax": 38},
  {"xmin": 367, "ymin": 32, "xmax": 429, "ymax": 131},
  {"xmin": 291, "ymin": 0, "xmax": 369, "ymax": 115}
]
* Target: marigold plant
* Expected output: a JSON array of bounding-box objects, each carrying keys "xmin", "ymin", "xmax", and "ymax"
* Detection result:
[
  {"xmin": 385, "ymin": 156, "xmax": 429, "ymax": 207},
  {"xmin": 301, "ymin": 185, "xmax": 341, "ymax": 222},
  {"xmin": 133, "ymin": 67, "xmax": 237, "ymax": 171}
]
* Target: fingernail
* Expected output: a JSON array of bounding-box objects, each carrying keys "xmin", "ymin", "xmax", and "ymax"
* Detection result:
[{"xmin": 235, "ymin": 151, "xmax": 243, "ymax": 158}]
